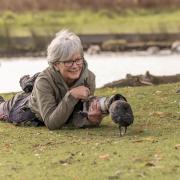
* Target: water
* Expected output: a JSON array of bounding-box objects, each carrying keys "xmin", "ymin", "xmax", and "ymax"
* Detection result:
[{"xmin": 0, "ymin": 53, "xmax": 180, "ymax": 93}]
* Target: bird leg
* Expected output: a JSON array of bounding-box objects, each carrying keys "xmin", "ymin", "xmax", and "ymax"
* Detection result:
[{"xmin": 119, "ymin": 124, "xmax": 127, "ymax": 137}]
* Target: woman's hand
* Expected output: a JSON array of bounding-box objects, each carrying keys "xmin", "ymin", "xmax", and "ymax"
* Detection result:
[
  {"xmin": 87, "ymin": 99, "xmax": 103, "ymax": 125},
  {"xmin": 69, "ymin": 86, "xmax": 90, "ymax": 100}
]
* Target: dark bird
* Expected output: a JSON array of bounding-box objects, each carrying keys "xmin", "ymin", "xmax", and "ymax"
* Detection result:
[{"xmin": 109, "ymin": 99, "xmax": 134, "ymax": 136}]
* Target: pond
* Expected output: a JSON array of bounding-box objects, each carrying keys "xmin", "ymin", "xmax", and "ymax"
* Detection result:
[{"xmin": 0, "ymin": 52, "xmax": 180, "ymax": 93}]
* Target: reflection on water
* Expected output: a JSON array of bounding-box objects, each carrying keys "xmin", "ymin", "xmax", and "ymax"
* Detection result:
[{"xmin": 0, "ymin": 53, "xmax": 180, "ymax": 93}]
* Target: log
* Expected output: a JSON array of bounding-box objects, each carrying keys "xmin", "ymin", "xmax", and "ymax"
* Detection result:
[{"xmin": 103, "ymin": 71, "xmax": 180, "ymax": 88}]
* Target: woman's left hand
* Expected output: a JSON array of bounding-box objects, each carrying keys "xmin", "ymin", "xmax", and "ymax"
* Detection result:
[{"xmin": 87, "ymin": 99, "xmax": 103, "ymax": 125}]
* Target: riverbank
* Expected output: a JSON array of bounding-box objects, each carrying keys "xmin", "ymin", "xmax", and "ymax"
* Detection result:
[
  {"xmin": 1, "ymin": 8, "xmax": 180, "ymax": 56},
  {"xmin": 0, "ymin": 83, "xmax": 179, "ymax": 179},
  {"xmin": 0, "ymin": 33, "xmax": 180, "ymax": 57}
]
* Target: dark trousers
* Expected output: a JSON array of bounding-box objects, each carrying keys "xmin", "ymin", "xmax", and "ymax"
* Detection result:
[
  {"xmin": 0, "ymin": 93, "xmax": 21, "ymax": 122},
  {"xmin": 0, "ymin": 92, "xmax": 43, "ymax": 126}
]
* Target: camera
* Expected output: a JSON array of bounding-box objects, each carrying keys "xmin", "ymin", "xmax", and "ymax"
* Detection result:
[{"xmin": 81, "ymin": 93, "xmax": 134, "ymax": 135}]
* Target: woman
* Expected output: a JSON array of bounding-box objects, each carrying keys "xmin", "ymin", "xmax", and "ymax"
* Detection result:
[{"xmin": 0, "ymin": 29, "xmax": 103, "ymax": 129}]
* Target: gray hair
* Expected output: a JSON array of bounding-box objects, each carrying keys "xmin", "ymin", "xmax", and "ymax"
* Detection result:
[{"xmin": 47, "ymin": 29, "xmax": 84, "ymax": 65}]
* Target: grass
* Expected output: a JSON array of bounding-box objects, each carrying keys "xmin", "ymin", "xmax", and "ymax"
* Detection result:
[
  {"xmin": 0, "ymin": 83, "xmax": 180, "ymax": 179},
  {"xmin": 1, "ymin": 9, "xmax": 180, "ymax": 37}
]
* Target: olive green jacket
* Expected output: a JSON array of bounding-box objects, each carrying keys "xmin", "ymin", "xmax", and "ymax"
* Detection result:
[{"xmin": 28, "ymin": 61, "xmax": 95, "ymax": 130}]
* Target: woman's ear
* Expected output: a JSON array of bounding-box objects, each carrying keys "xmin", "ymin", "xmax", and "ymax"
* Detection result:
[{"xmin": 54, "ymin": 62, "xmax": 60, "ymax": 71}]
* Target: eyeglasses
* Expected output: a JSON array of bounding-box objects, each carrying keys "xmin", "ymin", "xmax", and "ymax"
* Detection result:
[{"xmin": 61, "ymin": 57, "xmax": 84, "ymax": 67}]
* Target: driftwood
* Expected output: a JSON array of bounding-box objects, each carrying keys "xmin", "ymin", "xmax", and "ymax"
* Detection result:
[{"xmin": 103, "ymin": 71, "xmax": 180, "ymax": 88}]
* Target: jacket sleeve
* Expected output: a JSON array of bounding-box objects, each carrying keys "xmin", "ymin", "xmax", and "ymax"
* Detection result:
[{"xmin": 34, "ymin": 78, "xmax": 78, "ymax": 130}]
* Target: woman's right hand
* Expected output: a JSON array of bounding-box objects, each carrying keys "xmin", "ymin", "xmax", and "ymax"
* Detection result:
[{"xmin": 69, "ymin": 86, "xmax": 90, "ymax": 100}]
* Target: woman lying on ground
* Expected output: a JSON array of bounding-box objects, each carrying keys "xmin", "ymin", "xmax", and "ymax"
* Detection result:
[{"xmin": 0, "ymin": 29, "xmax": 103, "ymax": 129}]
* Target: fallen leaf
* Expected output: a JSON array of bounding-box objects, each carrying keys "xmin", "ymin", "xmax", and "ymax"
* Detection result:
[
  {"xmin": 153, "ymin": 154, "xmax": 163, "ymax": 161},
  {"xmin": 137, "ymin": 171, "xmax": 146, "ymax": 177},
  {"xmin": 34, "ymin": 153, "xmax": 40, "ymax": 157},
  {"xmin": 175, "ymin": 144, "xmax": 180, "ymax": 149},
  {"xmin": 99, "ymin": 154, "xmax": 110, "ymax": 160},
  {"xmin": 145, "ymin": 161, "xmax": 156, "ymax": 167},
  {"xmin": 34, "ymin": 132, "xmax": 41, "ymax": 135},
  {"xmin": 132, "ymin": 137, "xmax": 158, "ymax": 143},
  {"xmin": 59, "ymin": 160, "xmax": 69, "ymax": 166},
  {"xmin": 155, "ymin": 90, "xmax": 162, "ymax": 94},
  {"xmin": 150, "ymin": 111, "xmax": 172, "ymax": 118},
  {"xmin": 144, "ymin": 137, "xmax": 158, "ymax": 143},
  {"xmin": 132, "ymin": 139, "xmax": 144, "ymax": 143},
  {"xmin": 114, "ymin": 170, "xmax": 121, "ymax": 176},
  {"xmin": 79, "ymin": 152, "xmax": 84, "ymax": 156}
]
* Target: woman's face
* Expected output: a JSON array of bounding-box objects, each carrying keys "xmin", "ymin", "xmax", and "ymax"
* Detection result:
[{"xmin": 55, "ymin": 52, "xmax": 84, "ymax": 84}]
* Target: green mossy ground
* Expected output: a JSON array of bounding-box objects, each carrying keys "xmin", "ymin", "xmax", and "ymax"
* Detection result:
[{"xmin": 0, "ymin": 83, "xmax": 180, "ymax": 179}]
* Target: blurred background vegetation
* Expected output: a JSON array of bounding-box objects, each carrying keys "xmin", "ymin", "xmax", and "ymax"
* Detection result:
[
  {"xmin": 1, "ymin": 0, "xmax": 180, "ymax": 11},
  {"xmin": 0, "ymin": 0, "xmax": 180, "ymax": 55},
  {"xmin": 1, "ymin": 0, "xmax": 180, "ymax": 35}
]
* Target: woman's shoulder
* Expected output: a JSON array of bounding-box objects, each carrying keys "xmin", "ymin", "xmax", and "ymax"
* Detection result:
[
  {"xmin": 34, "ymin": 67, "xmax": 54, "ymax": 88},
  {"xmin": 36, "ymin": 67, "xmax": 54, "ymax": 81},
  {"xmin": 88, "ymin": 69, "xmax": 95, "ymax": 79},
  {"xmin": 88, "ymin": 69, "xmax": 95, "ymax": 76}
]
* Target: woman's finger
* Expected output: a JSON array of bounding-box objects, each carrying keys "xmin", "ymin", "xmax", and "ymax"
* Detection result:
[{"xmin": 93, "ymin": 99, "xmax": 98, "ymax": 108}]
